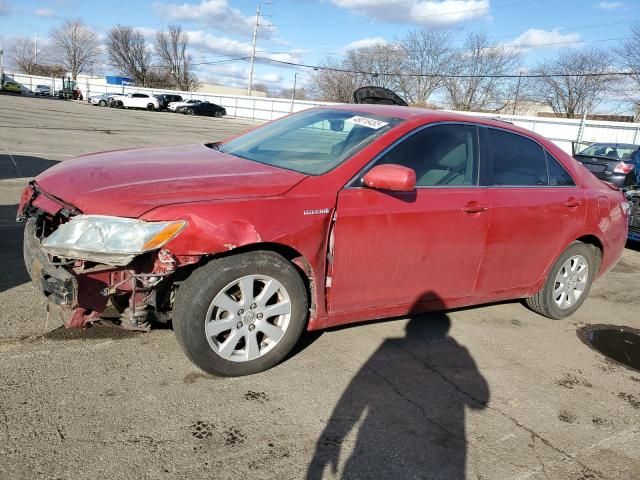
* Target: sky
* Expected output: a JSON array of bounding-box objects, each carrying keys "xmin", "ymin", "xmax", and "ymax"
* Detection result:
[{"xmin": 0, "ymin": 0, "xmax": 639, "ymax": 93}]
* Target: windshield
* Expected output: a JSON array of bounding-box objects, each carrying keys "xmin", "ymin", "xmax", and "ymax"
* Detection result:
[
  {"xmin": 218, "ymin": 108, "xmax": 403, "ymax": 175},
  {"xmin": 578, "ymin": 144, "xmax": 639, "ymax": 161}
]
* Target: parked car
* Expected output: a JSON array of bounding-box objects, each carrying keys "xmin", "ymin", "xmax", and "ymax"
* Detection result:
[
  {"xmin": 2, "ymin": 80, "xmax": 22, "ymax": 94},
  {"xmin": 154, "ymin": 94, "xmax": 183, "ymax": 110},
  {"xmin": 573, "ymin": 142, "xmax": 640, "ymax": 189},
  {"xmin": 627, "ymin": 188, "xmax": 640, "ymax": 242},
  {"xmin": 18, "ymin": 106, "xmax": 628, "ymax": 376},
  {"xmin": 110, "ymin": 93, "xmax": 160, "ymax": 111},
  {"xmin": 177, "ymin": 101, "xmax": 226, "ymax": 117},
  {"xmin": 89, "ymin": 93, "xmax": 121, "ymax": 107},
  {"xmin": 34, "ymin": 85, "xmax": 51, "ymax": 96},
  {"xmin": 168, "ymin": 99, "xmax": 202, "ymax": 112}
]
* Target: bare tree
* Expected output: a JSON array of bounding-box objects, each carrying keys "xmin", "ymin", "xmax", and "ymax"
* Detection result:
[
  {"xmin": 398, "ymin": 29, "xmax": 454, "ymax": 106},
  {"xmin": 344, "ymin": 43, "xmax": 404, "ymax": 91},
  {"xmin": 617, "ymin": 24, "xmax": 640, "ymax": 109},
  {"xmin": 11, "ymin": 37, "xmax": 38, "ymax": 74},
  {"xmin": 532, "ymin": 48, "xmax": 613, "ymax": 118},
  {"xmin": 50, "ymin": 19, "xmax": 101, "ymax": 79},
  {"xmin": 107, "ymin": 26, "xmax": 156, "ymax": 87},
  {"xmin": 155, "ymin": 25, "xmax": 196, "ymax": 90},
  {"xmin": 309, "ymin": 57, "xmax": 360, "ymax": 102},
  {"xmin": 444, "ymin": 32, "xmax": 520, "ymax": 111}
]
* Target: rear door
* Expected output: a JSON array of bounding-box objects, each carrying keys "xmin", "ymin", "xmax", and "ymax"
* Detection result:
[{"xmin": 475, "ymin": 127, "xmax": 586, "ymax": 293}]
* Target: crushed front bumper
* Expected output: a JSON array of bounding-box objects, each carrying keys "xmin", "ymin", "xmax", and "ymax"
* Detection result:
[{"xmin": 24, "ymin": 218, "xmax": 78, "ymax": 307}]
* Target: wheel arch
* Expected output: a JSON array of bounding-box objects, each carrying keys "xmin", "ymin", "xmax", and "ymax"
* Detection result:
[{"xmin": 575, "ymin": 234, "xmax": 604, "ymax": 272}]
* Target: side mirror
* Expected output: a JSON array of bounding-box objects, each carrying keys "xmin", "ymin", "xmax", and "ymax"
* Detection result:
[{"xmin": 363, "ymin": 164, "xmax": 416, "ymax": 192}]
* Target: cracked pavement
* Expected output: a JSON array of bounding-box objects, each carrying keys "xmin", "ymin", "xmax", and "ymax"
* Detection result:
[{"xmin": 0, "ymin": 94, "xmax": 639, "ymax": 479}]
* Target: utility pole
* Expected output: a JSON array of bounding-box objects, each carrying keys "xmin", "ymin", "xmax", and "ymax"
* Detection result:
[
  {"xmin": 247, "ymin": 3, "xmax": 260, "ymax": 96},
  {"xmin": 290, "ymin": 72, "xmax": 298, "ymax": 113},
  {"xmin": 0, "ymin": 40, "xmax": 4, "ymax": 84},
  {"xmin": 35, "ymin": 32, "xmax": 38, "ymax": 65}
]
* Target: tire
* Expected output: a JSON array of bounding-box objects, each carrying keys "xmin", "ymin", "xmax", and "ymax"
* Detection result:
[
  {"xmin": 147, "ymin": 103, "xmax": 155, "ymax": 111},
  {"xmin": 525, "ymin": 241, "xmax": 597, "ymax": 319},
  {"xmin": 173, "ymin": 251, "xmax": 309, "ymax": 376},
  {"xmin": 184, "ymin": 109, "xmax": 194, "ymax": 115},
  {"xmin": 214, "ymin": 111, "xmax": 223, "ymax": 118},
  {"xmin": 99, "ymin": 100, "xmax": 106, "ymax": 107}
]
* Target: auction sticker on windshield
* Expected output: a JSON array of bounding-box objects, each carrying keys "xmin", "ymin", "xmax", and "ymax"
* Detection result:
[{"xmin": 347, "ymin": 116, "xmax": 389, "ymax": 130}]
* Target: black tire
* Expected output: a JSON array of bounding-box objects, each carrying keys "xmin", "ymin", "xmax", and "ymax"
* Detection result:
[
  {"xmin": 99, "ymin": 100, "xmax": 106, "ymax": 107},
  {"xmin": 173, "ymin": 251, "xmax": 309, "ymax": 376},
  {"xmin": 525, "ymin": 241, "xmax": 598, "ymax": 319},
  {"xmin": 184, "ymin": 109, "xmax": 194, "ymax": 115},
  {"xmin": 147, "ymin": 103, "xmax": 155, "ymax": 111},
  {"xmin": 214, "ymin": 111, "xmax": 223, "ymax": 118}
]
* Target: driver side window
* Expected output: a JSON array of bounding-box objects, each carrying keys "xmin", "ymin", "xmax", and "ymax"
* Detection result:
[{"xmin": 376, "ymin": 124, "xmax": 479, "ymax": 187}]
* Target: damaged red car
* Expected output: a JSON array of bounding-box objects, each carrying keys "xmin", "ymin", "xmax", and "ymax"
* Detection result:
[{"xmin": 18, "ymin": 106, "xmax": 629, "ymax": 376}]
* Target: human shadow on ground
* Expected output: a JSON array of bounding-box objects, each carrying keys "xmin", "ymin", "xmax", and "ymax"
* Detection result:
[{"xmin": 307, "ymin": 295, "xmax": 489, "ymax": 480}]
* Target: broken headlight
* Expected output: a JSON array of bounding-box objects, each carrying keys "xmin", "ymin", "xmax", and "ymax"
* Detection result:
[{"xmin": 41, "ymin": 215, "xmax": 187, "ymax": 266}]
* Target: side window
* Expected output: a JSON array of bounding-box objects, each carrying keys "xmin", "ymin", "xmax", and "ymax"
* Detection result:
[
  {"xmin": 546, "ymin": 152, "xmax": 575, "ymax": 186},
  {"xmin": 486, "ymin": 128, "xmax": 548, "ymax": 186},
  {"xmin": 377, "ymin": 124, "xmax": 478, "ymax": 186}
]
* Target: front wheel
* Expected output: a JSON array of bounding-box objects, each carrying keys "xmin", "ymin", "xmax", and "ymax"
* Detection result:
[
  {"xmin": 147, "ymin": 103, "xmax": 155, "ymax": 111},
  {"xmin": 99, "ymin": 100, "xmax": 106, "ymax": 107},
  {"xmin": 173, "ymin": 251, "xmax": 309, "ymax": 376},
  {"xmin": 525, "ymin": 241, "xmax": 597, "ymax": 319},
  {"xmin": 184, "ymin": 109, "xmax": 194, "ymax": 115}
]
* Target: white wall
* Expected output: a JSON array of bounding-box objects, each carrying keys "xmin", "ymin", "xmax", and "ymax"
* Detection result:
[{"xmin": 6, "ymin": 72, "xmax": 640, "ymax": 154}]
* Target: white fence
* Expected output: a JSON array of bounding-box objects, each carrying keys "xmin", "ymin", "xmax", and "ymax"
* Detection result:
[{"xmin": 5, "ymin": 71, "xmax": 640, "ymax": 155}]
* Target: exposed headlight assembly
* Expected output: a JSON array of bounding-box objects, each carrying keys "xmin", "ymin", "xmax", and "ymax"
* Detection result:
[{"xmin": 42, "ymin": 215, "xmax": 187, "ymax": 266}]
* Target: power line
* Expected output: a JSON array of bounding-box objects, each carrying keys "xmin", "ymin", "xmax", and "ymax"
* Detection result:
[{"xmin": 254, "ymin": 56, "xmax": 640, "ymax": 78}]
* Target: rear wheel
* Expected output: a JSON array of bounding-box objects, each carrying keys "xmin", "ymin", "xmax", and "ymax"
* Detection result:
[
  {"xmin": 214, "ymin": 111, "xmax": 223, "ymax": 118},
  {"xmin": 173, "ymin": 251, "xmax": 308, "ymax": 376},
  {"xmin": 184, "ymin": 109, "xmax": 194, "ymax": 115},
  {"xmin": 147, "ymin": 103, "xmax": 155, "ymax": 111},
  {"xmin": 525, "ymin": 241, "xmax": 597, "ymax": 319}
]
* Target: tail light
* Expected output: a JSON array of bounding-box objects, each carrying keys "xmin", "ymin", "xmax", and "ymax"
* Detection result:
[{"xmin": 613, "ymin": 162, "xmax": 634, "ymax": 174}]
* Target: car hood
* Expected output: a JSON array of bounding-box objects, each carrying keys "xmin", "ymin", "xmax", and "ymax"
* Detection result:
[{"xmin": 35, "ymin": 144, "xmax": 307, "ymax": 217}]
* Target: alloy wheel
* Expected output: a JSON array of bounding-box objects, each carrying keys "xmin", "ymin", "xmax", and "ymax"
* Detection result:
[
  {"xmin": 553, "ymin": 255, "xmax": 589, "ymax": 309},
  {"xmin": 205, "ymin": 275, "xmax": 292, "ymax": 362}
]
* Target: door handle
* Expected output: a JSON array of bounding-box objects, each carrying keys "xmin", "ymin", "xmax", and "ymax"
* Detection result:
[
  {"xmin": 564, "ymin": 199, "xmax": 582, "ymax": 208},
  {"xmin": 461, "ymin": 203, "xmax": 488, "ymax": 214}
]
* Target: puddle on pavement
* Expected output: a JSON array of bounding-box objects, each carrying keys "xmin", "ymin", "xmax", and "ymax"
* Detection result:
[
  {"xmin": 578, "ymin": 325, "xmax": 640, "ymax": 372},
  {"xmin": 43, "ymin": 324, "xmax": 143, "ymax": 341}
]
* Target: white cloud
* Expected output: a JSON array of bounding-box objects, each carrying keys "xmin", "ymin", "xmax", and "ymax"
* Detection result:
[
  {"xmin": 344, "ymin": 37, "xmax": 387, "ymax": 50},
  {"xmin": 261, "ymin": 72, "xmax": 282, "ymax": 83},
  {"xmin": 153, "ymin": 0, "xmax": 275, "ymax": 37},
  {"xmin": 331, "ymin": 0, "xmax": 489, "ymax": 26},
  {"xmin": 595, "ymin": 1, "xmax": 623, "ymax": 10},
  {"xmin": 0, "ymin": 0, "xmax": 11, "ymax": 15},
  {"xmin": 187, "ymin": 30, "xmax": 303, "ymax": 64},
  {"xmin": 34, "ymin": 7, "xmax": 56, "ymax": 17},
  {"xmin": 503, "ymin": 28, "xmax": 581, "ymax": 52}
]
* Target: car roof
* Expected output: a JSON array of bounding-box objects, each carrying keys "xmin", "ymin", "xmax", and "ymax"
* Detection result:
[
  {"xmin": 322, "ymin": 104, "xmax": 545, "ymax": 140},
  {"xmin": 585, "ymin": 142, "xmax": 639, "ymax": 149}
]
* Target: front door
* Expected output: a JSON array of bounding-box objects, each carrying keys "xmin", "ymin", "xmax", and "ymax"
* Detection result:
[{"xmin": 328, "ymin": 123, "xmax": 490, "ymax": 314}]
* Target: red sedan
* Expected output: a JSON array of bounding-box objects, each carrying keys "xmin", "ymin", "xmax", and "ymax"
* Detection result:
[{"xmin": 18, "ymin": 105, "xmax": 629, "ymax": 376}]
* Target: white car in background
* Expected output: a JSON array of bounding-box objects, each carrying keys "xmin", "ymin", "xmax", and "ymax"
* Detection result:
[
  {"xmin": 110, "ymin": 93, "xmax": 160, "ymax": 111},
  {"xmin": 167, "ymin": 99, "xmax": 202, "ymax": 112}
]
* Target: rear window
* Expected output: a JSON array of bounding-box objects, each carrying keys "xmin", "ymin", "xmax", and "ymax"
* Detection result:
[
  {"xmin": 578, "ymin": 144, "xmax": 639, "ymax": 160},
  {"xmin": 485, "ymin": 128, "xmax": 548, "ymax": 186}
]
